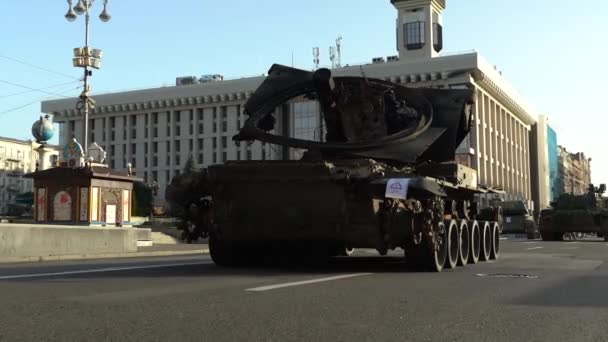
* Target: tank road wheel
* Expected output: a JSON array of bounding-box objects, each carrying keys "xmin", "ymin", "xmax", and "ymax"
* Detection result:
[
  {"xmin": 490, "ymin": 222, "xmax": 500, "ymax": 260},
  {"xmin": 480, "ymin": 221, "xmax": 492, "ymax": 262},
  {"xmin": 209, "ymin": 234, "xmax": 242, "ymax": 267},
  {"xmin": 468, "ymin": 220, "xmax": 481, "ymax": 264},
  {"xmin": 457, "ymin": 220, "xmax": 470, "ymax": 266},
  {"xmin": 343, "ymin": 247, "xmax": 355, "ymax": 256},
  {"xmin": 410, "ymin": 221, "xmax": 449, "ymax": 272},
  {"xmin": 444, "ymin": 220, "xmax": 459, "ymax": 270}
]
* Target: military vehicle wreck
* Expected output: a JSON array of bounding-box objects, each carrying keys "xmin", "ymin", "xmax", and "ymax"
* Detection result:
[
  {"xmin": 539, "ymin": 184, "xmax": 608, "ymax": 241},
  {"xmin": 167, "ymin": 64, "xmax": 504, "ymax": 272}
]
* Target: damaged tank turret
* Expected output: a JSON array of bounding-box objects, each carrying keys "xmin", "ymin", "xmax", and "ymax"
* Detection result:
[{"xmin": 169, "ymin": 64, "xmax": 504, "ymax": 272}]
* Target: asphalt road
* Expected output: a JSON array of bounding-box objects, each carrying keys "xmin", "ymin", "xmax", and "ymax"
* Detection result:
[{"xmin": 1, "ymin": 238, "xmax": 607, "ymax": 342}]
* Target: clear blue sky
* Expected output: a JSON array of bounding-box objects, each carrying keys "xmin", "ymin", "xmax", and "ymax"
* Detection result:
[{"xmin": 1, "ymin": 0, "xmax": 607, "ymax": 184}]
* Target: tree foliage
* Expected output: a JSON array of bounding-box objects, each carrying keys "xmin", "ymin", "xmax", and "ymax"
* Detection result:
[{"xmin": 132, "ymin": 181, "xmax": 153, "ymax": 217}]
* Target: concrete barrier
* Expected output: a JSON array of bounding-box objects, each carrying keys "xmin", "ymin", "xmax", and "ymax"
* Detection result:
[{"xmin": 0, "ymin": 224, "xmax": 139, "ymax": 258}]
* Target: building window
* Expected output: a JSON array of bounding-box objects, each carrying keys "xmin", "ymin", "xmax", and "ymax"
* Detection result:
[
  {"xmin": 198, "ymin": 123, "xmax": 204, "ymax": 134},
  {"xmin": 198, "ymin": 139, "xmax": 203, "ymax": 150},
  {"xmin": 221, "ymin": 106, "xmax": 227, "ymax": 119},
  {"xmin": 213, "ymin": 153, "xmax": 217, "ymax": 163},
  {"xmin": 144, "ymin": 126, "xmax": 148, "ymax": 138},
  {"xmin": 145, "ymin": 115, "xmax": 149, "ymax": 126},
  {"xmin": 247, "ymin": 150, "xmax": 252, "ymax": 160},
  {"xmin": 166, "ymin": 126, "xmax": 171, "ymax": 136},
  {"xmin": 189, "ymin": 110, "xmax": 193, "ymax": 121},
  {"xmin": 175, "ymin": 140, "xmax": 181, "ymax": 152},
  {"xmin": 110, "ymin": 117, "xmax": 115, "ymax": 128},
  {"xmin": 131, "ymin": 128, "xmax": 136, "ymax": 139},
  {"xmin": 176, "ymin": 125, "xmax": 181, "ymax": 136},
  {"xmin": 167, "ymin": 112, "xmax": 171, "ymax": 123},
  {"xmin": 166, "ymin": 141, "xmax": 170, "ymax": 152},
  {"xmin": 123, "ymin": 129, "xmax": 127, "ymax": 140},
  {"xmin": 153, "ymin": 142, "xmax": 158, "ymax": 153},
  {"xmin": 176, "ymin": 155, "xmax": 181, "ymax": 166},
  {"xmin": 165, "ymin": 171, "xmax": 170, "ymax": 183},
  {"xmin": 166, "ymin": 156, "xmax": 171, "ymax": 166},
  {"xmin": 144, "ymin": 156, "xmax": 148, "ymax": 167},
  {"xmin": 197, "ymin": 108, "xmax": 204, "ymax": 121},
  {"xmin": 175, "ymin": 111, "xmax": 181, "ymax": 123},
  {"xmin": 91, "ymin": 133, "xmax": 95, "ymax": 142},
  {"xmin": 111, "ymin": 131, "xmax": 115, "ymax": 141},
  {"xmin": 110, "ymin": 146, "xmax": 115, "ymax": 155},
  {"xmin": 222, "ymin": 151, "xmax": 227, "ymax": 162},
  {"xmin": 433, "ymin": 23, "xmax": 443, "ymax": 52},
  {"xmin": 189, "ymin": 124, "xmax": 193, "ymax": 135},
  {"xmin": 222, "ymin": 121, "xmax": 227, "ymax": 132},
  {"xmin": 154, "ymin": 127, "xmax": 158, "ymax": 138},
  {"xmin": 198, "ymin": 153, "xmax": 203, "ymax": 164},
  {"xmin": 213, "ymin": 122, "xmax": 217, "ymax": 133},
  {"xmin": 221, "ymin": 137, "xmax": 227, "ymax": 148},
  {"xmin": 405, "ymin": 21, "xmax": 425, "ymax": 50},
  {"xmin": 123, "ymin": 145, "xmax": 127, "ymax": 155},
  {"xmin": 175, "ymin": 169, "xmax": 181, "ymax": 177},
  {"xmin": 153, "ymin": 112, "xmax": 158, "ymax": 124},
  {"xmin": 131, "ymin": 143, "xmax": 136, "ymax": 154},
  {"xmin": 153, "ymin": 156, "xmax": 158, "ymax": 167},
  {"xmin": 152, "ymin": 171, "xmax": 158, "ymax": 182},
  {"xmin": 237, "ymin": 150, "xmax": 241, "ymax": 160},
  {"xmin": 213, "ymin": 138, "xmax": 217, "ymax": 149},
  {"xmin": 189, "ymin": 140, "xmax": 193, "ymax": 151}
]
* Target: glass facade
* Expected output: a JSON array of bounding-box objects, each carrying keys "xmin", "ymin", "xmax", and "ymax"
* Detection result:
[
  {"xmin": 547, "ymin": 125, "xmax": 558, "ymax": 201},
  {"xmin": 291, "ymin": 101, "xmax": 322, "ymax": 159}
]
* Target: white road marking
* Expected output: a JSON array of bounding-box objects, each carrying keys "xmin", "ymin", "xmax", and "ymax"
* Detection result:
[
  {"xmin": 246, "ymin": 273, "xmax": 373, "ymax": 292},
  {"xmin": 560, "ymin": 247, "xmax": 579, "ymax": 250},
  {"xmin": 523, "ymin": 241, "xmax": 539, "ymax": 244},
  {"xmin": 526, "ymin": 246, "xmax": 544, "ymax": 250},
  {"xmin": 499, "ymin": 237, "xmax": 508, "ymax": 240},
  {"xmin": 0, "ymin": 261, "xmax": 213, "ymax": 280}
]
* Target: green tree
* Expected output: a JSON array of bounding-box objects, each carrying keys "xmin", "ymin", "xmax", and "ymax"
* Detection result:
[
  {"xmin": 183, "ymin": 155, "xmax": 196, "ymax": 175},
  {"xmin": 132, "ymin": 181, "xmax": 153, "ymax": 217}
]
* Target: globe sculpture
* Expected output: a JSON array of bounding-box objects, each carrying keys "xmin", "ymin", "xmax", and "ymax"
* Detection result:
[{"xmin": 32, "ymin": 115, "xmax": 55, "ymax": 144}]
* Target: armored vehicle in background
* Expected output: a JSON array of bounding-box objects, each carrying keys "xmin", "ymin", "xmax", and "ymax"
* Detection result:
[
  {"xmin": 539, "ymin": 184, "xmax": 608, "ymax": 241},
  {"xmin": 500, "ymin": 200, "xmax": 538, "ymax": 239},
  {"xmin": 168, "ymin": 64, "xmax": 504, "ymax": 272}
]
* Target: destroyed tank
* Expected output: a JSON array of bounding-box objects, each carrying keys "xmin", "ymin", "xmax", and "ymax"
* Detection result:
[
  {"xmin": 539, "ymin": 184, "xmax": 608, "ymax": 241},
  {"xmin": 169, "ymin": 64, "xmax": 504, "ymax": 272}
]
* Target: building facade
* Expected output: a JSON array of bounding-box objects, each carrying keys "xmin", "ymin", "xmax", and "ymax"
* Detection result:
[
  {"xmin": 546, "ymin": 125, "xmax": 558, "ymax": 201},
  {"xmin": 41, "ymin": 0, "xmax": 543, "ymax": 210},
  {"xmin": 557, "ymin": 146, "xmax": 592, "ymax": 196},
  {"xmin": 0, "ymin": 137, "xmax": 59, "ymax": 215}
]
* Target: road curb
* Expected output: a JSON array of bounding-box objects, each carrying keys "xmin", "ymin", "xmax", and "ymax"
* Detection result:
[{"xmin": 0, "ymin": 249, "xmax": 209, "ymax": 264}]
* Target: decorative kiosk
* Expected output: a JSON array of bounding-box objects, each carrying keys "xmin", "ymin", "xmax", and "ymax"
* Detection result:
[{"xmin": 26, "ymin": 129, "xmax": 141, "ymax": 227}]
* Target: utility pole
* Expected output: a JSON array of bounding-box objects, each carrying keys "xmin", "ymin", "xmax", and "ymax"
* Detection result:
[{"xmin": 65, "ymin": 0, "xmax": 111, "ymax": 153}]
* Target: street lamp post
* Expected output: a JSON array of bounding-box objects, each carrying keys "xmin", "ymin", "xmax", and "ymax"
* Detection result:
[{"xmin": 65, "ymin": 0, "xmax": 111, "ymax": 153}]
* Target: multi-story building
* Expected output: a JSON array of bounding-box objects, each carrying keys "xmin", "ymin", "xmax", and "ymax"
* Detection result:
[
  {"xmin": 0, "ymin": 137, "xmax": 59, "ymax": 215},
  {"xmin": 557, "ymin": 146, "xmax": 592, "ymax": 196},
  {"xmin": 41, "ymin": 0, "xmax": 545, "ymax": 210},
  {"xmin": 547, "ymin": 126, "xmax": 558, "ymax": 202}
]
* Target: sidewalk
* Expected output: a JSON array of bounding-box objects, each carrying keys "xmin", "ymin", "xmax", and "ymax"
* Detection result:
[{"xmin": 0, "ymin": 243, "xmax": 209, "ymax": 264}]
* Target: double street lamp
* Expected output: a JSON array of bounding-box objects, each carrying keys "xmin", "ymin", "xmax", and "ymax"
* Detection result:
[{"xmin": 64, "ymin": 0, "xmax": 111, "ymax": 153}]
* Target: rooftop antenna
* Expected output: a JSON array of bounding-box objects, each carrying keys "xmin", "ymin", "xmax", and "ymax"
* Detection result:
[
  {"xmin": 329, "ymin": 46, "xmax": 336, "ymax": 69},
  {"xmin": 335, "ymin": 36, "xmax": 342, "ymax": 68},
  {"xmin": 312, "ymin": 47, "xmax": 320, "ymax": 70}
]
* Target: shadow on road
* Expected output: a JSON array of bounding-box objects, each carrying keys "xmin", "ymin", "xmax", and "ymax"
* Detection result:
[
  {"xmin": 511, "ymin": 275, "xmax": 608, "ymax": 308},
  {"xmin": 7, "ymin": 254, "xmax": 469, "ymax": 282}
]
